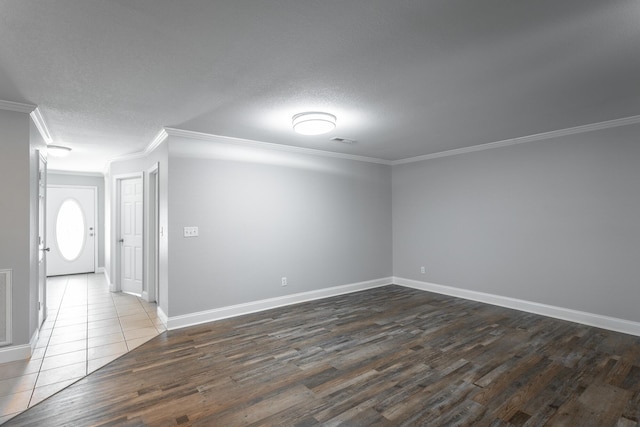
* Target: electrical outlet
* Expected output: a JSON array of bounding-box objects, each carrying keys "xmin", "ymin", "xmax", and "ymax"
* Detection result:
[
  {"xmin": 183, "ymin": 226, "xmax": 199, "ymax": 237},
  {"xmin": 281, "ymin": 277, "xmax": 287, "ymax": 287},
  {"xmin": 420, "ymin": 266, "xmax": 425, "ymax": 274}
]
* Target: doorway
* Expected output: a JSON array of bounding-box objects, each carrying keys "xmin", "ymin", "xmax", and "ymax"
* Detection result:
[{"xmin": 46, "ymin": 186, "xmax": 97, "ymax": 277}]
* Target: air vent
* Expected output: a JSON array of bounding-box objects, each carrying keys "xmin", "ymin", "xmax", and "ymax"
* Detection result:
[{"xmin": 330, "ymin": 137, "xmax": 357, "ymax": 144}]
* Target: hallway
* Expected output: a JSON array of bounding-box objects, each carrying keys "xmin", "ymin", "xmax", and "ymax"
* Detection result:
[{"xmin": 0, "ymin": 274, "xmax": 165, "ymax": 423}]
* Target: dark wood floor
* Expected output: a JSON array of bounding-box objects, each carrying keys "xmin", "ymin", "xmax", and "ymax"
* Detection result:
[{"xmin": 6, "ymin": 285, "xmax": 640, "ymax": 426}]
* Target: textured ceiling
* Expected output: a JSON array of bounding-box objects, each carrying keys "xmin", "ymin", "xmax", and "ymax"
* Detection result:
[{"xmin": 1, "ymin": 0, "xmax": 639, "ymax": 172}]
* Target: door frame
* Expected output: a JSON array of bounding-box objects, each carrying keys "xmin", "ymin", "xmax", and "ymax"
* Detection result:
[
  {"xmin": 46, "ymin": 184, "xmax": 98, "ymax": 276},
  {"xmin": 144, "ymin": 163, "xmax": 159, "ymax": 303},
  {"xmin": 114, "ymin": 172, "xmax": 144, "ymax": 294},
  {"xmin": 37, "ymin": 151, "xmax": 47, "ymax": 328}
]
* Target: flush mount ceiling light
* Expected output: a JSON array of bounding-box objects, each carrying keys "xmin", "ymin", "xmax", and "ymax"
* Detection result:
[
  {"xmin": 47, "ymin": 145, "xmax": 72, "ymax": 157},
  {"xmin": 292, "ymin": 112, "xmax": 336, "ymax": 135}
]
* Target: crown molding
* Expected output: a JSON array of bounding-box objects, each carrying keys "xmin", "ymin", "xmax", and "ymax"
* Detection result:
[
  {"xmin": 103, "ymin": 129, "xmax": 169, "ymax": 175},
  {"xmin": 0, "ymin": 99, "xmax": 37, "ymax": 113},
  {"xmin": 103, "ymin": 112, "xmax": 640, "ymax": 174},
  {"xmin": 164, "ymin": 127, "xmax": 393, "ymax": 165},
  {"xmin": 0, "ymin": 102, "xmax": 54, "ymax": 144},
  {"xmin": 30, "ymin": 107, "xmax": 53, "ymax": 144},
  {"xmin": 146, "ymin": 128, "xmax": 169, "ymax": 154},
  {"xmin": 392, "ymin": 114, "xmax": 640, "ymax": 165}
]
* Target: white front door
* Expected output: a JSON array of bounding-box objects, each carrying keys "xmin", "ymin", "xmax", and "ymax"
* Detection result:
[
  {"xmin": 120, "ymin": 177, "xmax": 143, "ymax": 295},
  {"xmin": 47, "ymin": 186, "xmax": 96, "ymax": 276}
]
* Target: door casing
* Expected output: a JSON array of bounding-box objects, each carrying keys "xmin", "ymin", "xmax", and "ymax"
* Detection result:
[
  {"xmin": 37, "ymin": 151, "xmax": 47, "ymax": 328},
  {"xmin": 145, "ymin": 163, "xmax": 159, "ymax": 303}
]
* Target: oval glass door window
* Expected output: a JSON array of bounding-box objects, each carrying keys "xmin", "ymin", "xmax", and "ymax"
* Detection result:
[{"xmin": 56, "ymin": 198, "xmax": 86, "ymax": 262}]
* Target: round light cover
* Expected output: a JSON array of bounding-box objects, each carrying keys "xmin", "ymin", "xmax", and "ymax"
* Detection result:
[{"xmin": 292, "ymin": 112, "xmax": 336, "ymax": 135}]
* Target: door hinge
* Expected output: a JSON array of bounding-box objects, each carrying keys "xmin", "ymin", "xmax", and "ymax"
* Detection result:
[{"xmin": 38, "ymin": 301, "xmax": 41, "ymax": 311}]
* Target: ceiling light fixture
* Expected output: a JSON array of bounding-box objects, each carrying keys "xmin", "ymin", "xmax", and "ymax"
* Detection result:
[
  {"xmin": 292, "ymin": 112, "xmax": 336, "ymax": 135},
  {"xmin": 47, "ymin": 145, "xmax": 72, "ymax": 157}
]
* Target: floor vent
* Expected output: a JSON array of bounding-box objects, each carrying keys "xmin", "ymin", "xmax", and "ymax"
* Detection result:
[{"xmin": 0, "ymin": 269, "xmax": 11, "ymax": 346}]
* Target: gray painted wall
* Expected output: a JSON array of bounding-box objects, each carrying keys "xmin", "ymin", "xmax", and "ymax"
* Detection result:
[
  {"xmin": 47, "ymin": 173, "xmax": 106, "ymax": 269},
  {"xmin": 167, "ymin": 140, "xmax": 392, "ymax": 317},
  {"xmin": 0, "ymin": 109, "xmax": 44, "ymax": 347},
  {"xmin": 0, "ymin": 110, "xmax": 30, "ymax": 346},
  {"xmin": 393, "ymin": 124, "xmax": 640, "ymax": 322}
]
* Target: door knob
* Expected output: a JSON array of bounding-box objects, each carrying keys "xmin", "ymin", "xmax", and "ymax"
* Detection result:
[
  {"xmin": 119, "ymin": 238, "xmax": 124, "ymax": 243},
  {"xmin": 42, "ymin": 247, "xmax": 50, "ymax": 252}
]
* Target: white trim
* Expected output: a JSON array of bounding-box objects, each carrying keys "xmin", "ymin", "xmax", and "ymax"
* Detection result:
[
  {"xmin": 30, "ymin": 328, "xmax": 39, "ymax": 356},
  {"xmin": 146, "ymin": 129, "xmax": 169, "ymax": 154},
  {"xmin": 0, "ymin": 99, "xmax": 36, "ymax": 113},
  {"xmin": 166, "ymin": 277, "xmax": 393, "ymax": 330},
  {"xmin": 48, "ymin": 170, "xmax": 104, "ymax": 178},
  {"xmin": 102, "ymin": 113, "xmax": 640, "ymax": 174},
  {"xmin": 164, "ymin": 127, "xmax": 393, "ymax": 165},
  {"xmin": 30, "ymin": 108, "xmax": 53, "ymax": 144},
  {"xmin": 96, "ymin": 267, "xmax": 105, "ymax": 274},
  {"xmin": 112, "ymin": 172, "xmax": 144, "ymax": 180},
  {"xmin": 0, "ymin": 328, "xmax": 38, "ymax": 364},
  {"xmin": 157, "ymin": 306, "xmax": 168, "ymax": 328},
  {"xmin": 392, "ymin": 114, "xmax": 640, "ymax": 165},
  {"xmin": 394, "ymin": 277, "xmax": 640, "ymax": 337},
  {"xmin": 103, "ymin": 129, "xmax": 168, "ymax": 175},
  {"xmin": 0, "ymin": 344, "xmax": 30, "ymax": 364},
  {"xmin": 102, "ymin": 268, "xmax": 113, "ymax": 291},
  {"xmin": 0, "ymin": 269, "xmax": 12, "ymax": 347},
  {"xmin": 144, "ymin": 163, "xmax": 160, "ymax": 304}
]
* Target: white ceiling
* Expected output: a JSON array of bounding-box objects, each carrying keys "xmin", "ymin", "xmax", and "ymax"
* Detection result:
[{"xmin": 1, "ymin": 0, "xmax": 639, "ymax": 172}]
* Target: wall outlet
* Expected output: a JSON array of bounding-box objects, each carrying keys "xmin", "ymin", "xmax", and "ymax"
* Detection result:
[
  {"xmin": 281, "ymin": 277, "xmax": 287, "ymax": 287},
  {"xmin": 420, "ymin": 266, "xmax": 425, "ymax": 274},
  {"xmin": 183, "ymin": 226, "xmax": 199, "ymax": 237}
]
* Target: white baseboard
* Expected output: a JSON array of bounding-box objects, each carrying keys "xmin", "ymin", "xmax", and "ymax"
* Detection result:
[
  {"xmin": 166, "ymin": 277, "xmax": 393, "ymax": 330},
  {"xmin": 102, "ymin": 269, "xmax": 118, "ymax": 293},
  {"xmin": 394, "ymin": 277, "xmax": 640, "ymax": 337},
  {"xmin": 0, "ymin": 343, "xmax": 32, "ymax": 364},
  {"xmin": 0, "ymin": 328, "xmax": 39, "ymax": 364},
  {"xmin": 96, "ymin": 267, "xmax": 105, "ymax": 274},
  {"xmin": 141, "ymin": 291, "xmax": 149, "ymax": 302},
  {"xmin": 157, "ymin": 306, "xmax": 168, "ymax": 328}
]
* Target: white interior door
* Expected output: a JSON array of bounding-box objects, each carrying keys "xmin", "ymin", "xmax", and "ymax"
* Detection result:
[
  {"xmin": 37, "ymin": 153, "xmax": 47, "ymax": 326},
  {"xmin": 47, "ymin": 187, "xmax": 96, "ymax": 276},
  {"xmin": 120, "ymin": 177, "xmax": 143, "ymax": 295}
]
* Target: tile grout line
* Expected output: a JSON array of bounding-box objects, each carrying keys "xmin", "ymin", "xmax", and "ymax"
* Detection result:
[
  {"xmin": 85, "ymin": 274, "xmax": 89, "ymax": 378},
  {"xmin": 27, "ymin": 275, "xmax": 68, "ymax": 408},
  {"xmin": 2, "ymin": 274, "xmax": 162, "ymax": 421}
]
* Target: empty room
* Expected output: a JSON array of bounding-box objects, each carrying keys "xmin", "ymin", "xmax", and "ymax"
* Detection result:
[{"xmin": 1, "ymin": 1, "xmax": 639, "ymax": 425}]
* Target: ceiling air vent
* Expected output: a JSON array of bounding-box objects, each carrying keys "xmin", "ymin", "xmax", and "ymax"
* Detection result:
[{"xmin": 330, "ymin": 137, "xmax": 357, "ymax": 144}]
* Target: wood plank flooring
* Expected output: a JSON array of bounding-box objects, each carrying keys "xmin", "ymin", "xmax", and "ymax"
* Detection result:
[{"xmin": 6, "ymin": 285, "xmax": 640, "ymax": 426}]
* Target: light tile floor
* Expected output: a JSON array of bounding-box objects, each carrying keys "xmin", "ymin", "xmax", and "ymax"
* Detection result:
[{"xmin": 0, "ymin": 273, "xmax": 165, "ymax": 423}]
